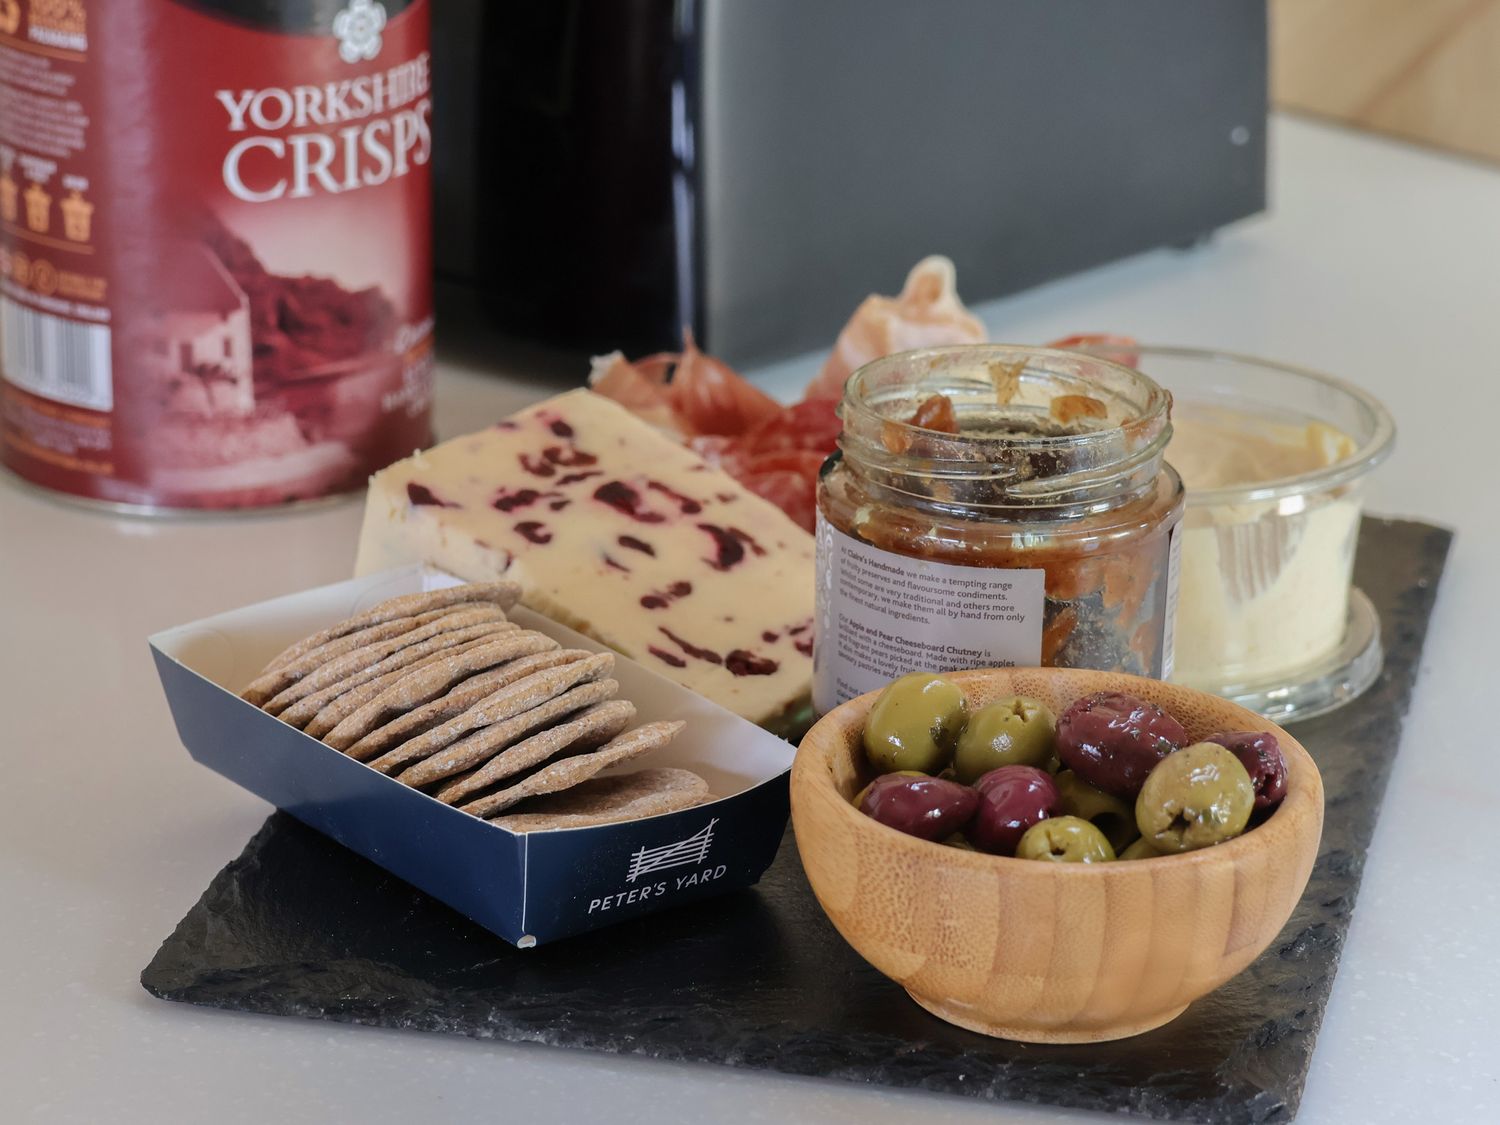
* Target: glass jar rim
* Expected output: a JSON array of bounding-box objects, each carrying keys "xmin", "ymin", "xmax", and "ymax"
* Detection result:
[
  {"xmin": 839, "ymin": 344, "xmax": 1175, "ymax": 509},
  {"xmin": 1072, "ymin": 344, "xmax": 1396, "ymax": 506},
  {"xmin": 842, "ymin": 344, "xmax": 1173, "ymax": 456}
]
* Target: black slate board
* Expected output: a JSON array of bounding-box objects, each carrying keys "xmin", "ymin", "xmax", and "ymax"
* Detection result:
[{"xmin": 142, "ymin": 518, "xmax": 1453, "ymax": 1124}]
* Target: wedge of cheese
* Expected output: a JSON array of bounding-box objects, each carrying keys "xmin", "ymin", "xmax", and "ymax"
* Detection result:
[{"xmin": 355, "ymin": 390, "xmax": 815, "ymax": 727}]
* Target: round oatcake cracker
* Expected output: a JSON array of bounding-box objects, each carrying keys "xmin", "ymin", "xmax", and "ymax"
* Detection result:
[
  {"xmin": 320, "ymin": 631, "xmax": 563, "ymax": 751},
  {"xmin": 259, "ymin": 581, "xmax": 522, "ymax": 673},
  {"xmin": 282, "ymin": 632, "xmax": 505, "ymax": 732},
  {"xmin": 243, "ymin": 606, "xmax": 480, "ymax": 706},
  {"xmin": 488, "ymin": 768, "xmax": 711, "ymax": 833},
  {"xmin": 387, "ymin": 675, "xmax": 619, "ymax": 784},
  {"xmin": 341, "ymin": 649, "xmax": 596, "ymax": 761},
  {"xmin": 258, "ymin": 611, "xmax": 511, "ymax": 714},
  {"xmin": 431, "ymin": 696, "xmax": 638, "ymax": 806},
  {"xmin": 457, "ymin": 718, "xmax": 683, "ymax": 820}
]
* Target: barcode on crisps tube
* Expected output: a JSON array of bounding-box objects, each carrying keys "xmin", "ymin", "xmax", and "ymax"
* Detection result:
[{"xmin": 0, "ymin": 298, "xmax": 113, "ymax": 412}]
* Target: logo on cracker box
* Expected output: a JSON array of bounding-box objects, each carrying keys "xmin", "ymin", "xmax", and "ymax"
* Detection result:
[
  {"xmin": 627, "ymin": 819, "xmax": 716, "ymax": 883},
  {"xmin": 587, "ymin": 820, "xmax": 726, "ymax": 915}
]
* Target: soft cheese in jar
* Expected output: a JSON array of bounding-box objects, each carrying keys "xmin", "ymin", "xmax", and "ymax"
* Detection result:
[
  {"xmin": 1072, "ymin": 344, "xmax": 1396, "ymax": 720},
  {"xmin": 813, "ymin": 345, "xmax": 1183, "ymax": 714}
]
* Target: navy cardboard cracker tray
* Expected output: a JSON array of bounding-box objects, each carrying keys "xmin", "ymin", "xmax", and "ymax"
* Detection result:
[{"xmin": 149, "ymin": 566, "xmax": 795, "ymax": 948}]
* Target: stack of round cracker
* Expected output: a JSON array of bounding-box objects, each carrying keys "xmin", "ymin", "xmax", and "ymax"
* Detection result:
[{"xmin": 243, "ymin": 583, "xmax": 710, "ymax": 831}]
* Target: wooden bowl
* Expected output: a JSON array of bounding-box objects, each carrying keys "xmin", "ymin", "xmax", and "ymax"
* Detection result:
[{"xmin": 790, "ymin": 669, "xmax": 1324, "ymax": 1044}]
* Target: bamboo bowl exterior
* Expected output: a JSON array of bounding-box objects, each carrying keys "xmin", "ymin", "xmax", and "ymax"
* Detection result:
[{"xmin": 790, "ymin": 669, "xmax": 1324, "ymax": 1044}]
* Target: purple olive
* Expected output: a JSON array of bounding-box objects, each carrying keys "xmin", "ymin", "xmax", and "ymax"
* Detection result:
[
  {"xmin": 1056, "ymin": 691, "xmax": 1187, "ymax": 799},
  {"xmin": 1204, "ymin": 731, "xmax": 1288, "ymax": 812},
  {"xmin": 967, "ymin": 766, "xmax": 1060, "ymax": 856},
  {"xmin": 859, "ymin": 774, "xmax": 979, "ymax": 841}
]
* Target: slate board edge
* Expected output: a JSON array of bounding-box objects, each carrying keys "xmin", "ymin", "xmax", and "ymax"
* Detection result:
[
  {"xmin": 1240, "ymin": 517, "xmax": 1454, "ymax": 1119},
  {"xmin": 139, "ymin": 518, "xmax": 1454, "ymax": 1125},
  {"xmin": 140, "ymin": 941, "xmax": 1289, "ymax": 1125}
]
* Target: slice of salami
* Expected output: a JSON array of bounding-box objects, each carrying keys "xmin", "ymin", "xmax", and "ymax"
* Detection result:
[{"xmin": 738, "ymin": 451, "xmax": 827, "ymax": 533}]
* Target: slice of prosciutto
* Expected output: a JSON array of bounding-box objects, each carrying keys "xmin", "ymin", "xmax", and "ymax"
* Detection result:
[
  {"xmin": 588, "ymin": 331, "xmax": 783, "ymax": 439},
  {"xmin": 587, "ymin": 350, "xmax": 683, "ymax": 436},
  {"xmin": 668, "ymin": 329, "xmax": 783, "ymax": 436},
  {"xmin": 801, "ymin": 254, "xmax": 987, "ymax": 404}
]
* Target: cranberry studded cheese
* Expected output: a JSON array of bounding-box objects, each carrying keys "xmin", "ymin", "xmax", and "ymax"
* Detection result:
[{"xmin": 355, "ymin": 390, "xmax": 815, "ymax": 726}]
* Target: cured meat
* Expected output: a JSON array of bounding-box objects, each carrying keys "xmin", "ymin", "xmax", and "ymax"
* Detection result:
[
  {"xmin": 687, "ymin": 405, "xmax": 836, "ymax": 532},
  {"xmin": 802, "ymin": 255, "xmax": 987, "ymax": 403},
  {"xmin": 736, "ymin": 451, "xmax": 825, "ymax": 534},
  {"xmin": 589, "ymin": 258, "xmax": 991, "ymax": 533},
  {"xmin": 693, "ymin": 399, "xmax": 842, "ymax": 473},
  {"xmin": 686, "ymin": 399, "xmax": 839, "ymax": 531},
  {"xmin": 669, "ymin": 330, "xmax": 784, "ymax": 436},
  {"xmin": 587, "ymin": 351, "xmax": 682, "ymax": 436},
  {"xmin": 588, "ymin": 333, "xmax": 782, "ymax": 439}
]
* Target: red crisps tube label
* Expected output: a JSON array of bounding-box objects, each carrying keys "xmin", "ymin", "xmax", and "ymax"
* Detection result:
[{"xmin": 0, "ymin": 0, "xmax": 434, "ymax": 509}]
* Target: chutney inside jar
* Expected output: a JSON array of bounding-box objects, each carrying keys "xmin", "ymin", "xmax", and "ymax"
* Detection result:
[{"xmin": 812, "ymin": 345, "xmax": 1182, "ymax": 714}]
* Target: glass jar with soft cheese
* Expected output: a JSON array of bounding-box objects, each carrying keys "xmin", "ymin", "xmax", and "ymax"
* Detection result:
[
  {"xmin": 1076, "ymin": 346, "xmax": 1396, "ymax": 720},
  {"xmin": 812, "ymin": 345, "xmax": 1183, "ymax": 714}
]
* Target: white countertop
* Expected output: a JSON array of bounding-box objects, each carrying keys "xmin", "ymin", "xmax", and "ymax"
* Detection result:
[{"xmin": 3, "ymin": 116, "xmax": 1497, "ymax": 1124}]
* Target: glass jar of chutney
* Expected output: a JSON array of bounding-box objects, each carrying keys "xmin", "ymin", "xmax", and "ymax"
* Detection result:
[{"xmin": 813, "ymin": 345, "xmax": 1184, "ymax": 713}]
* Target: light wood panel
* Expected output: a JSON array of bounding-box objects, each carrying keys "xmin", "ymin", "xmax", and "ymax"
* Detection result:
[
  {"xmin": 1272, "ymin": 0, "xmax": 1500, "ymax": 163},
  {"xmin": 790, "ymin": 669, "xmax": 1324, "ymax": 1044}
]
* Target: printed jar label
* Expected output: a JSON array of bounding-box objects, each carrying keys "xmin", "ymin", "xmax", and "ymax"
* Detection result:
[{"xmin": 813, "ymin": 513, "xmax": 1045, "ymax": 712}]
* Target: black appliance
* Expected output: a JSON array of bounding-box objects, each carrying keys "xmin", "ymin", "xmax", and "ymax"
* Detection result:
[{"xmin": 433, "ymin": 0, "xmax": 1266, "ymax": 364}]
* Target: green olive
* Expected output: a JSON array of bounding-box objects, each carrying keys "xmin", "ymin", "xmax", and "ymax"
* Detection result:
[
  {"xmin": 1054, "ymin": 770, "xmax": 1139, "ymax": 853},
  {"xmin": 862, "ymin": 673, "xmax": 968, "ymax": 774},
  {"xmin": 1015, "ymin": 816, "xmax": 1116, "ymax": 863},
  {"xmin": 852, "ymin": 770, "xmax": 925, "ymax": 809},
  {"xmin": 1134, "ymin": 743, "xmax": 1255, "ymax": 854},
  {"xmin": 943, "ymin": 833, "xmax": 978, "ymax": 851},
  {"xmin": 1118, "ymin": 836, "xmax": 1163, "ymax": 861},
  {"xmin": 951, "ymin": 695, "xmax": 1056, "ymax": 783}
]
